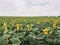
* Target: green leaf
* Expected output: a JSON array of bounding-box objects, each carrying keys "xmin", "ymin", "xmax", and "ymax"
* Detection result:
[
  {"xmin": 15, "ymin": 32, "xmax": 26, "ymax": 38},
  {"xmin": 47, "ymin": 27, "xmax": 52, "ymax": 31},
  {"xmin": 0, "ymin": 37, "xmax": 9, "ymax": 45},
  {"xmin": 57, "ymin": 30, "xmax": 60, "ymax": 38},
  {"xmin": 10, "ymin": 38, "xmax": 21, "ymax": 44},
  {"xmin": 57, "ymin": 38, "xmax": 60, "ymax": 43},
  {"xmin": 12, "ymin": 44, "xmax": 19, "ymax": 45}
]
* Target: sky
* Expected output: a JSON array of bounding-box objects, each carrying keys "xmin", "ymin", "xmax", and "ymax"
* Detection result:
[{"xmin": 0, "ymin": 0, "xmax": 60, "ymax": 16}]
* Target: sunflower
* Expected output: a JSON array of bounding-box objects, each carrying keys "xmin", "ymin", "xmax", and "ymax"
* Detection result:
[
  {"xmin": 3, "ymin": 22, "xmax": 7, "ymax": 27},
  {"xmin": 53, "ymin": 23, "xmax": 57, "ymax": 29},
  {"xmin": 16, "ymin": 24, "xmax": 20, "ymax": 30},
  {"xmin": 26, "ymin": 25, "xmax": 30, "ymax": 31},
  {"xmin": 43, "ymin": 28, "xmax": 48, "ymax": 35},
  {"xmin": 5, "ymin": 27, "xmax": 8, "ymax": 30}
]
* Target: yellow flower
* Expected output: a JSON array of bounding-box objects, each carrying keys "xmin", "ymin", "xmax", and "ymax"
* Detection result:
[
  {"xmin": 37, "ymin": 21, "xmax": 40, "ymax": 24},
  {"xmin": 5, "ymin": 27, "xmax": 8, "ymax": 30},
  {"xmin": 16, "ymin": 24, "xmax": 20, "ymax": 30},
  {"xmin": 16, "ymin": 24, "xmax": 20, "ymax": 27},
  {"xmin": 43, "ymin": 28, "xmax": 48, "ymax": 35},
  {"xmin": 13, "ymin": 21, "xmax": 15, "ymax": 23},
  {"xmin": 3, "ymin": 22, "xmax": 7, "ymax": 27},
  {"xmin": 44, "ymin": 20, "xmax": 46, "ymax": 23},
  {"xmin": 17, "ymin": 27, "xmax": 20, "ymax": 30},
  {"xmin": 26, "ymin": 25, "xmax": 29, "ymax": 27},
  {"xmin": 26, "ymin": 25, "xmax": 30, "ymax": 31},
  {"xmin": 11, "ymin": 20, "xmax": 15, "ymax": 24},
  {"xmin": 53, "ymin": 23, "xmax": 56, "ymax": 29}
]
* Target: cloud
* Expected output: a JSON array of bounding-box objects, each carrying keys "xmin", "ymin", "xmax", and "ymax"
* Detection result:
[{"xmin": 0, "ymin": 0, "xmax": 60, "ymax": 16}]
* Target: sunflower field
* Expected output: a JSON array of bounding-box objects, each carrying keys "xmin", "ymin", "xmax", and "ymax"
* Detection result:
[{"xmin": 0, "ymin": 16, "xmax": 60, "ymax": 45}]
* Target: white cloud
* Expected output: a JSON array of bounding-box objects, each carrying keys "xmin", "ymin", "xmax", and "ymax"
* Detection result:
[{"xmin": 0, "ymin": 0, "xmax": 60, "ymax": 16}]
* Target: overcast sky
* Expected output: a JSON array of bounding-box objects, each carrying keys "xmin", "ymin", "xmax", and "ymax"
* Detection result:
[{"xmin": 0, "ymin": 0, "xmax": 60, "ymax": 16}]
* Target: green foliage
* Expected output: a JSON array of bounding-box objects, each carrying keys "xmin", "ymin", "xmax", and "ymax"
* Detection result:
[{"xmin": 0, "ymin": 17, "xmax": 60, "ymax": 45}]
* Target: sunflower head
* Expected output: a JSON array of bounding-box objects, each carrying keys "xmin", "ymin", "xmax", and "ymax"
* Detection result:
[
  {"xmin": 16, "ymin": 24, "xmax": 20, "ymax": 30},
  {"xmin": 43, "ymin": 28, "xmax": 48, "ymax": 35},
  {"xmin": 26, "ymin": 25, "xmax": 29, "ymax": 28},
  {"xmin": 16, "ymin": 24, "xmax": 20, "ymax": 27},
  {"xmin": 37, "ymin": 20, "xmax": 40, "ymax": 24},
  {"xmin": 26, "ymin": 25, "xmax": 30, "ymax": 31},
  {"xmin": 3, "ymin": 22, "xmax": 7, "ymax": 27},
  {"xmin": 5, "ymin": 27, "xmax": 8, "ymax": 30},
  {"xmin": 53, "ymin": 23, "xmax": 57, "ymax": 29},
  {"xmin": 16, "ymin": 27, "xmax": 20, "ymax": 30}
]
